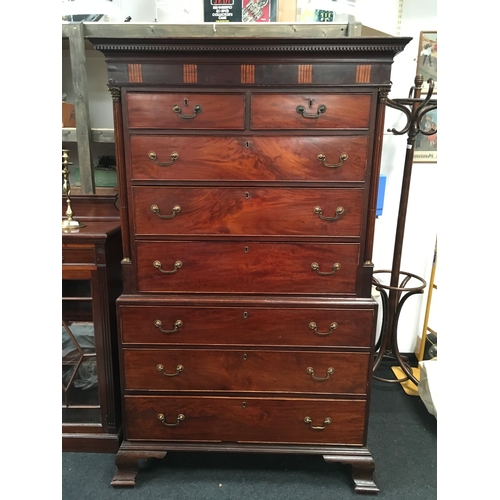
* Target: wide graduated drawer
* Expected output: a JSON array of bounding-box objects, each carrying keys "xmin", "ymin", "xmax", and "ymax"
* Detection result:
[
  {"xmin": 135, "ymin": 241, "xmax": 360, "ymax": 294},
  {"xmin": 119, "ymin": 303, "xmax": 376, "ymax": 348},
  {"xmin": 251, "ymin": 93, "xmax": 371, "ymax": 130},
  {"xmin": 126, "ymin": 92, "xmax": 246, "ymax": 130},
  {"xmin": 123, "ymin": 349, "xmax": 370, "ymax": 395},
  {"xmin": 124, "ymin": 395, "xmax": 367, "ymax": 445},
  {"xmin": 129, "ymin": 135, "xmax": 369, "ymax": 183},
  {"xmin": 132, "ymin": 186, "xmax": 364, "ymax": 237}
]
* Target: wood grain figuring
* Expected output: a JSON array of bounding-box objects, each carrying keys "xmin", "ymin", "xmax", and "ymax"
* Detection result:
[
  {"xmin": 135, "ymin": 241, "xmax": 360, "ymax": 294},
  {"xmin": 129, "ymin": 135, "xmax": 369, "ymax": 183},
  {"xmin": 132, "ymin": 186, "xmax": 364, "ymax": 237},
  {"xmin": 298, "ymin": 65, "xmax": 313, "ymax": 84},
  {"xmin": 93, "ymin": 28, "xmax": 411, "ymax": 491},
  {"xmin": 251, "ymin": 93, "xmax": 371, "ymax": 129},
  {"xmin": 128, "ymin": 64, "xmax": 143, "ymax": 83},
  {"xmin": 123, "ymin": 349, "xmax": 370, "ymax": 394},
  {"xmin": 241, "ymin": 64, "xmax": 255, "ymax": 84},
  {"xmin": 119, "ymin": 303, "xmax": 375, "ymax": 348},
  {"xmin": 356, "ymin": 65, "xmax": 371, "ymax": 83},
  {"xmin": 126, "ymin": 93, "xmax": 246, "ymax": 130},
  {"xmin": 124, "ymin": 395, "xmax": 367, "ymax": 445}
]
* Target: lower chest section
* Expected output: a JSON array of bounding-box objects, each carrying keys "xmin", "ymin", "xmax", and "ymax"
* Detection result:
[{"xmin": 118, "ymin": 297, "xmax": 376, "ymax": 446}]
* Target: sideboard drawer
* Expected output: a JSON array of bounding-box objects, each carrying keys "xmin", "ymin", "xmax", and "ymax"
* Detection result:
[
  {"xmin": 119, "ymin": 303, "xmax": 376, "ymax": 348},
  {"xmin": 251, "ymin": 93, "xmax": 371, "ymax": 130},
  {"xmin": 129, "ymin": 135, "xmax": 369, "ymax": 183},
  {"xmin": 132, "ymin": 186, "xmax": 364, "ymax": 238},
  {"xmin": 123, "ymin": 349, "xmax": 370, "ymax": 395},
  {"xmin": 62, "ymin": 246, "xmax": 95, "ymax": 265},
  {"xmin": 135, "ymin": 241, "xmax": 360, "ymax": 294},
  {"xmin": 126, "ymin": 92, "xmax": 246, "ymax": 130},
  {"xmin": 124, "ymin": 395, "xmax": 367, "ymax": 445}
]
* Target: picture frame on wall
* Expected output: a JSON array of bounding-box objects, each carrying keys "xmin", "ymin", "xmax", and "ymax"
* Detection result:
[
  {"xmin": 204, "ymin": 0, "xmax": 277, "ymax": 23},
  {"xmin": 416, "ymin": 31, "xmax": 437, "ymax": 94},
  {"xmin": 414, "ymin": 109, "xmax": 437, "ymax": 163}
]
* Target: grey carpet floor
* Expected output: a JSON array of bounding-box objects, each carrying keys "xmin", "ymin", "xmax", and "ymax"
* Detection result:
[{"xmin": 62, "ymin": 362, "xmax": 437, "ymax": 499}]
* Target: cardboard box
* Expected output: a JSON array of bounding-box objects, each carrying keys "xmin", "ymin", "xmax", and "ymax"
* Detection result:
[{"xmin": 62, "ymin": 102, "xmax": 76, "ymax": 127}]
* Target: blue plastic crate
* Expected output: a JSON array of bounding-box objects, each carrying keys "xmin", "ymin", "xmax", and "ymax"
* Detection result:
[{"xmin": 376, "ymin": 175, "xmax": 386, "ymax": 217}]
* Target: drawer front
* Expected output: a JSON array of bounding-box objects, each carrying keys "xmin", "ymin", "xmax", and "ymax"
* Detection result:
[
  {"xmin": 132, "ymin": 187, "xmax": 364, "ymax": 237},
  {"xmin": 124, "ymin": 395, "xmax": 366, "ymax": 445},
  {"xmin": 129, "ymin": 135, "xmax": 369, "ymax": 182},
  {"xmin": 62, "ymin": 246, "xmax": 95, "ymax": 265},
  {"xmin": 126, "ymin": 93, "xmax": 246, "ymax": 130},
  {"xmin": 119, "ymin": 304, "xmax": 375, "ymax": 348},
  {"xmin": 251, "ymin": 93, "xmax": 371, "ymax": 130},
  {"xmin": 136, "ymin": 241, "xmax": 360, "ymax": 294},
  {"xmin": 123, "ymin": 349, "xmax": 370, "ymax": 395}
]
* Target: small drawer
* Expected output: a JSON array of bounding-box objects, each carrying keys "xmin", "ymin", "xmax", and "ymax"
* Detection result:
[
  {"xmin": 135, "ymin": 241, "xmax": 360, "ymax": 295},
  {"xmin": 123, "ymin": 348, "xmax": 370, "ymax": 395},
  {"xmin": 129, "ymin": 135, "xmax": 369, "ymax": 183},
  {"xmin": 124, "ymin": 395, "xmax": 367, "ymax": 445},
  {"xmin": 62, "ymin": 246, "xmax": 95, "ymax": 265},
  {"xmin": 251, "ymin": 93, "xmax": 371, "ymax": 130},
  {"xmin": 126, "ymin": 92, "xmax": 246, "ymax": 130},
  {"xmin": 132, "ymin": 186, "xmax": 364, "ymax": 238},
  {"xmin": 119, "ymin": 303, "xmax": 376, "ymax": 348}
]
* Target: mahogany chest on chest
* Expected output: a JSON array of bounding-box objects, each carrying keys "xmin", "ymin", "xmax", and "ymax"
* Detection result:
[{"xmin": 92, "ymin": 24, "xmax": 410, "ymax": 493}]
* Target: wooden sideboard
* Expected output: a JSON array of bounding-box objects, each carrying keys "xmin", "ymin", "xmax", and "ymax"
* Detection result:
[
  {"xmin": 62, "ymin": 196, "xmax": 123, "ymax": 452},
  {"xmin": 90, "ymin": 23, "xmax": 410, "ymax": 492}
]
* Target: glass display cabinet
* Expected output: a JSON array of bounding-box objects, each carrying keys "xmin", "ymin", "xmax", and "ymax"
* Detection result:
[{"xmin": 62, "ymin": 207, "xmax": 122, "ymax": 452}]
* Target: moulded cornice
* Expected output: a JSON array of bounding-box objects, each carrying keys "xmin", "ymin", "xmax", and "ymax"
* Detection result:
[{"xmin": 92, "ymin": 41, "xmax": 408, "ymax": 55}]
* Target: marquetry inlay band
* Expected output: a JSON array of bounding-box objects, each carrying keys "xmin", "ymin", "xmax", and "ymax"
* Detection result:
[
  {"xmin": 356, "ymin": 65, "xmax": 371, "ymax": 83},
  {"xmin": 298, "ymin": 65, "xmax": 313, "ymax": 84},
  {"xmin": 128, "ymin": 64, "xmax": 143, "ymax": 83},
  {"xmin": 241, "ymin": 64, "xmax": 255, "ymax": 84},
  {"xmin": 184, "ymin": 64, "xmax": 198, "ymax": 83}
]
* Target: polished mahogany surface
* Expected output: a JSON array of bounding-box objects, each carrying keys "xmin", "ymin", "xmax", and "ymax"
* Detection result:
[{"xmin": 91, "ymin": 25, "xmax": 410, "ymax": 492}]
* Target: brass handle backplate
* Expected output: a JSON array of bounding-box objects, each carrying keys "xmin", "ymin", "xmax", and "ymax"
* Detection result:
[
  {"xmin": 148, "ymin": 151, "xmax": 179, "ymax": 166},
  {"xmin": 296, "ymin": 104, "xmax": 327, "ymax": 118},
  {"xmin": 311, "ymin": 262, "xmax": 341, "ymax": 276},
  {"xmin": 304, "ymin": 416, "xmax": 332, "ymax": 430},
  {"xmin": 156, "ymin": 364, "xmax": 184, "ymax": 377},
  {"xmin": 306, "ymin": 366, "xmax": 335, "ymax": 381},
  {"xmin": 317, "ymin": 153, "xmax": 348, "ymax": 168},
  {"xmin": 309, "ymin": 322, "xmax": 338, "ymax": 336},
  {"xmin": 154, "ymin": 319, "xmax": 183, "ymax": 334},
  {"xmin": 157, "ymin": 413, "xmax": 185, "ymax": 426},
  {"xmin": 153, "ymin": 260, "xmax": 183, "ymax": 274},
  {"xmin": 172, "ymin": 104, "xmax": 202, "ymax": 119},
  {"xmin": 314, "ymin": 206, "xmax": 344, "ymax": 222},
  {"xmin": 151, "ymin": 204, "xmax": 181, "ymax": 219}
]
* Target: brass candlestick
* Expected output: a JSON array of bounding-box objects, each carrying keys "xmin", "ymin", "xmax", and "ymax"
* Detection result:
[{"xmin": 62, "ymin": 149, "xmax": 86, "ymax": 231}]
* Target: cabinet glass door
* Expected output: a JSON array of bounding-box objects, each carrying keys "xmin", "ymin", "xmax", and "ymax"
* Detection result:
[{"xmin": 62, "ymin": 278, "xmax": 101, "ymax": 424}]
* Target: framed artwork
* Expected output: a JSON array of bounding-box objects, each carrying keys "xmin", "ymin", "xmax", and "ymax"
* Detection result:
[
  {"xmin": 416, "ymin": 31, "xmax": 437, "ymax": 94},
  {"xmin": 204, "ymin": 0, "xmax": 277, "ymax": 22},
  {"xmin": 414, "ymin": 109, "xmax": 437, "ymax": 163}
]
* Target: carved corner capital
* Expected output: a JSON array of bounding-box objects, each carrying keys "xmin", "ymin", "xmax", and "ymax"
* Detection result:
[
  {"xmin": 378, "ymin": 87, "xmax": 391, "ymax": 102},
  {"xmin": 108, "ymin": 85, "xmax": 122, "ymax": 102}
]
